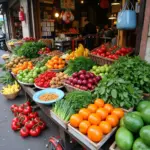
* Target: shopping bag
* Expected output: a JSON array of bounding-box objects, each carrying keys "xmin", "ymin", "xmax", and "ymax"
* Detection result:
[{"xmin": 117, "ymin": 1, "xmax": 136, "ymax": 30}]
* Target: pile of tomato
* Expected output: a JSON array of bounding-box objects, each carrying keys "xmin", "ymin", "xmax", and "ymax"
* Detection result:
[
  {"xmin": 38, "ymin": 47, "xmax": 51, "ymax": 55},
  {"xmin": 70, "ymin": 99, "xmax": 124, "ymax": 143},
  {"xmin": 34, "ymin": 71, "xmax": 56, "ymax": 88},
  {"xmin": 11, "ymin": 101, "xmax": 46, "ymax": 137},
  {"xmin": 91, "ymin": 45, "xmax": 133, "ymax": 60}
]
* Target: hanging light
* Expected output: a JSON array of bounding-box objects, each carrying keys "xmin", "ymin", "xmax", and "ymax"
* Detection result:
[
  {"xmin": 81, "ymin": 0, "xmax": 84, "ymax": 4},
  {"xmin": 109, "ymin": 14, "xmax": 117, "ymax": 20},
  {"xmin": 54, "ymin": 12, "xmax": 59, "ymax": 18},
  {"xmin": 111, "ymin": 0, "xmax": 120, "ymax": 6}
]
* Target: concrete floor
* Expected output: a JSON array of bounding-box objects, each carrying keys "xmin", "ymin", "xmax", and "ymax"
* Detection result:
[{"xmin": 0, "ymin": 50, "xmax": 59, "ymax": 150}]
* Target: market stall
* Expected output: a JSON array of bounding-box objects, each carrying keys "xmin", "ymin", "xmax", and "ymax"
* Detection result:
[{"xmin": 1, "ymin": 37, "xmax": 150, "ymax": 150}]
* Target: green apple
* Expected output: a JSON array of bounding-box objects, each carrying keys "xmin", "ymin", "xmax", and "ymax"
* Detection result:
[
  {"xmin": 92, "ymin": 66, "xmax": 97, "ymax": 71},
  {"xmin": 96, "ymin": 68, "xmax": 100, "ymax": 74},
  {"xmin": 29, "ymin": 78, "xmax": 34, "ymax": 83},
  {"xmin": 100, "ymin": 66, "xmax": 105, "ymax": 73}
]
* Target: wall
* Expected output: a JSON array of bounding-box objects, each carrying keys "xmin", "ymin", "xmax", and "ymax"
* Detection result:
[{"xmin": 20, "ymin": 0, "xmax": 30, "ymax": 37}]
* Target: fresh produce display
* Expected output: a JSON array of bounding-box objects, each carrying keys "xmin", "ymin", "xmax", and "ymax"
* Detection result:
[
  {"xmin": 109, "ymin": 56, "xmax": 150, "ymax": 93},
  {"xmin": 10, "ymin": 102, "xmax": 46, "ymax": 137},
  {"xmin": 45, "ymin": 56, "xmax": 65, "ymax": 69},
  {"xmin": 47, "ymin": 50, "xmax": 63, "ymax": 57},
  {"xmin": 0, "ymin": 71, "xmax": 14, "ymax": 84},
  {"xmin": 93, "ymin": 77, "xmax": 143, "ymax": 109},
  {"xmin": 17, "ymin": 66, "xmax": 47, "ymax": 84},
  {"xmin": 38, "ymin": 47, "xmax": 51, "ymax": 55},
  {"xmin": 65, "ymin": 70, "xmax": 101, "ymax": 91},
  {"xmin": 12, "ymin": 61, "xmax": 33, "ymax": 75},
  {"xmin": 64, "ymin": 56, "xmax": 95, "ymax": 76},
  {"xmin": 34, "ymin": 56, "xmax": 51, "ymax": 67},
  {"xmin": 1, "ymin": 81, "xmax": 20, "ymax": 95},
  {"xmin": 69, "ymin": 99, "xmax": 124, "ymax": 143},
  {"xmin": 50, "ymin": 72, "xmax": 68, "ymax": 88},
  {"xmin": 5, "ymin": 56, "xmax": 29, "ymax": 70},
  {"xmin": 23, "ymin": 37, "xmax": 36, "ymax": 42},
  {"xmin": 115, "ymin": 100, "xmax": 150, "ymax": 150},
  {"xmin": 91, "ymin": 45, "xmax": 133, "ymax": 60},
  {"xmin": 7, "ymin": 39, "xmax": 18, "ymax": 46},
  {"xmin": 66, "ymin": 44, "xmax": 89, "ymax": 60},
  {"xmin": 15, "ymin": 42, "xmax": 45, "ymax": 58},
  {"xmin": 53, "ymin": 91, "xmax": 92, "ymax": 121},
  {"xmin": 34, "ymin": 71, "xmax": 56, "ymax": 88},
  {"xmin": 90, "ymin": 64, "xmax": 111, "ymax": 77}
]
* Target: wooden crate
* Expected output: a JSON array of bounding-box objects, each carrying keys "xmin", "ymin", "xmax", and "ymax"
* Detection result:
[
  {"xmin": 68, "ymin": 124, "xmax": 117, "ymax": 150},
  {"xmin": 109, "ymin": 142, "xmax": 120, "ymax": 150},
  {"xmin": 50, "ymin": 110, "xmax": 69, "ymax": 129}
]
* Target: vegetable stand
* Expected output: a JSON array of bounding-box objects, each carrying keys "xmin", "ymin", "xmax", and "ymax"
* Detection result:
[{"xmin": 11, "ymin": 73, "xmax": 115, "ymax": 150}]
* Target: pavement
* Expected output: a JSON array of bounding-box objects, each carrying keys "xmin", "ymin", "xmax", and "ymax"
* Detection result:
[{"xmin": 0, "ymin": 50, "xmax": 59, "ymax": 150}]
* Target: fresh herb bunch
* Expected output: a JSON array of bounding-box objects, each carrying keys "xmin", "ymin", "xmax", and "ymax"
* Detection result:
[
  {"xmin": 93, "ymin": 77, "xmax": 143, "ymax": 109},
  {"xmin": 0, "ymin": 71, "xmax": 14, "ymax": 85},
  {"xmin": 15, "ymin": 42, "xmax": 45, "ymax": 58},
  {"xmin": 109, "ymin": 56, "xmax": 150, "ymax": 93},
  {"xmin": 0, "ymin": 64, "xmax": 6, "ymax": 71},
  {"xmin": 53, "ymin": 90, "xmax": 93, "ymax": 121},
  {"xmin": 64, "ymin": 56, "xmax": 95, "ymax": 76}
]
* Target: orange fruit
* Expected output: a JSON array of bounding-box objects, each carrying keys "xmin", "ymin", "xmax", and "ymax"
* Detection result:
[
  {"xmin": 88, "ymin": 113, "xmax": 101, "ymax": 125},
  {"xmin": 88, "ymin": 125, "xmax": 103, "ymax": 142},
  {"xmin": 70, "ymin": 114, "xmax": 83, "ymax": 128},
  {"xmin": 54, "ymin": 64, "xmax": 58, "ymax": 69},
  {"xmin": 79, "ymin": 120, "xmax": 91, "ymax": 134},
  {"xmin": 99, "ymin": 121, "xmax": 112, "ymax": 134},
  {"xmin": 87, "ymin": 104, "xmax": 98, "ymax": 113},
  {"xmin": 106, "ymin": 114, "xmax": 119, "ymax": 127},
  {"xmin": 96, "ymin": 108, "xmax": 108, "ymax": 120},
  {"xmin": 53, "ymin": 59, "xmax": 58, "ymax": 64},
  {"xmin": 104, "ymin": 104, "xmax": 114, "ymax": 114},
  {"xmin": 79, "ymin": 108, "xmax": 91, "ymax": 120},
  {"xmin": 111, "ymin": 108, "xmax": 124, "ymax": 119},
  {"xmin": 94, "ymin": 99, "xmax": 105, "ymax": 108},
  {"xmin": 58, "ymin": 65, "xmax": 63, "ymax": 69}
]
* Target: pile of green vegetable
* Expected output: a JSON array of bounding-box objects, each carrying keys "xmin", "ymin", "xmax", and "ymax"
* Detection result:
[
  {"xmin": 0, "ymin": 71, "xmax": 14, "ymax": 84},
  {"xmin": 35, "ymin": 56, "xmax": 51, "ymax": 68},
  {"xmin": 64, "ymin": 56, "xmax": 95, "ymax": 76},
  {"xmin": 109, "ymin": 56, "xmax": 150, "ymax": 93},
  {"xmin": 53, "ymin": 91, "xmax": 92, "ymax": 121},
  {"xmin": 15, "ymin": 42, "xmax": 45, "ymax": 58},
  {"xmin": 115, "ymin": 100, "xmax": 150, "ymax": 150},
  {"xmin": 93, "ymin": 77, "xmax": 143, "ymax": 109}
]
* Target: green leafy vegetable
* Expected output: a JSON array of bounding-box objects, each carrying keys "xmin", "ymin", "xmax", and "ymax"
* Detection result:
[
  {"xmin": 64, "ymin": 56, "xmax": 95, "ymax": 75},
  {"xmin": 93, "ymin": 77, "xmax": 143, "ymax": 109},
  {"xmin": 53, "ymin": 90, "xmax": 93, "ymax": 121},
  {"xmin": 109, "ymin": 56, "xmax": 150, "ymax": 93},
  {"xmin": 0, "ymin": 71, "xmax": 14, "ymax": 85},
  {"xmin": 15, "ymin": 42, "xmax": 45, "ymax": 58}
]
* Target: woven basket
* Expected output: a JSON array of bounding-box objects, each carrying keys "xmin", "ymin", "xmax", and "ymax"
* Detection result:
[
  {"xmin": 1, "ymin": 88, "xmax": 21, "ymax": 100},
  {"xmin": 89, "ymin": 53, "xmax": 114, "ymax": 65},
  {"xmin": 64, "ymin": 82, "xmax": 94, "ymax": 92},
  {"xmin": 6, "ymin": 42, "xmax": 15, "ymax": 52}
]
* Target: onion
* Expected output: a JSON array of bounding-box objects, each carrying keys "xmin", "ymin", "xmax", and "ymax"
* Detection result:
[
  {"xmin": 65, "ymin": 80, "xmax": 70, "ymax": 85},
  {"xmin": 87, "ymin": 83, "xmax": 92, "ymax": 89},
  {"xmin": 69, "ymin": 77, "xmax": 74, "ymax": 82},
  {"xmin": 85, "ymin": 74, "xmax": 90, "ymax": 79},
  {"xmin": 75, "ymin": 84, "xmax": 80, "ymax": 88},
  {"xmin": 77, "ymin": 80, "xmax": 82, "ymax": 85},
  {"xmin": 82, "ymin": 80, "xmax": 87, "ymax": 85},
  {"xmin": 88, "ymin": 79, "xmax": 94, "ymax": 84},
  {"xmin": 73, "ymin": 78, "xmax": 78, "ymax": 84},
  {"xmin": 96, "ymin": 76, "xmax": 102, "ymax": 82},
  {"xmin": 79, "ymin": 70, "xmax": 86, "ymax": 74},
  {"xmin": 79, "ymin": 74, "xmax": 85, "ymax": 80},
  {"xmin": 93, "ymin": 78, "xmax": 97, "ymax": 85},
  {"xmin": 89, "ymin": 72, "xmax": 95, "ymax": 78},
  {"xmin": 72, "ymin": 72, "xmax": 78, "ymax": 78}
]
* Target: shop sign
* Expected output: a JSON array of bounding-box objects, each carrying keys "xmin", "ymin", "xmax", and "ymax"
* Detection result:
[{"xmin": 60, "ymin": 0, "xmax": 75, "ymax": 10}]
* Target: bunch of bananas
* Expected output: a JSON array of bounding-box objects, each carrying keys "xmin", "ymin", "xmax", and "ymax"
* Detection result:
[
  {"xmin": 66, "ymin": 44, "xmax": 89, "ymax": 60},
  {"xmin": 1, "ymin": 81, "xmax": 20, "ymax": 95}
]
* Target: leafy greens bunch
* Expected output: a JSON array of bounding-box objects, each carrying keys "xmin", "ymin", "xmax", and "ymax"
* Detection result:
[
  {"xmin": 15, "ymin": 42, "xmax": 45, "ymax": 58},
  {"xmin": 93, "ymin": 77, "xmax": 143, "ymax": 109},
  {"xmin": 109, "ymin": 56, "xmax": 150, "ymax": 93},
  {"xmin": 53, "ymin": 90, "xmax": 92, "ymax": 121},
  {"xmin": 64, "ymin": 56, "xmax": 95, "ymax": 76}
]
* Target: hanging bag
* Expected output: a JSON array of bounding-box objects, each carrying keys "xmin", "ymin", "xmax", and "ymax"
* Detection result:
[{"xmin": 117, "ymin": 1, "xmax": 136, "ymax": 30}]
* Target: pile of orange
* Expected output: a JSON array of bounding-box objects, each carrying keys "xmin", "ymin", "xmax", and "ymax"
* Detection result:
[
  {"xmin": 45, "ymin": 56, "xmax": 65, "ymax": 69},
  {"xmin": 12, "ymin": 61, "xmax": 33, "ymax": 75},
  {"xmin": 70, "ymin": 98, "xmax": 124, "ymax": 143}
]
